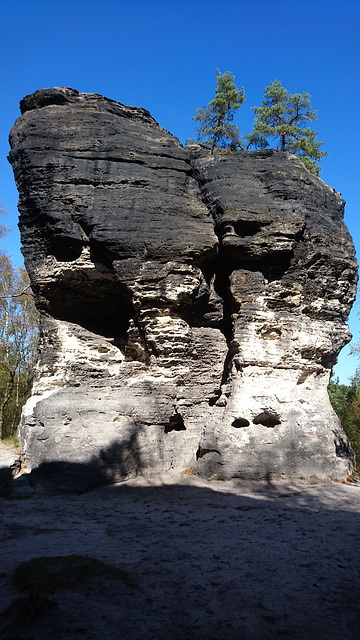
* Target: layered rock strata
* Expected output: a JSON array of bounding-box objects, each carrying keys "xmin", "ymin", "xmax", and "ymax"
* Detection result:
[{"xmin": 8, "ymin": 87, "xmax": 358, "ymax": 490}]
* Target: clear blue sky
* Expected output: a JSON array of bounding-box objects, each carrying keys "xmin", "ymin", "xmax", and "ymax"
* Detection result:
[{"xmin": 0, "ymin": 0, "xmax": 359, "ymax": 382}]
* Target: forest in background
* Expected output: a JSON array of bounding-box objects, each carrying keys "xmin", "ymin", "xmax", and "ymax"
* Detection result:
[
  {"xmin": 328, "ymin": 374, "xmax": 360, "ymax": 470},
  {"xmin": 0, "ymin": 206, "xmax": 39, "ymax": 443}
]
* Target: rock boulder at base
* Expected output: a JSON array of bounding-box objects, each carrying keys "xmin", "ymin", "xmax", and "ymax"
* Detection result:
[{"xmin": 8, "ymin": 87, "xmax": 358, "ymax": 491}]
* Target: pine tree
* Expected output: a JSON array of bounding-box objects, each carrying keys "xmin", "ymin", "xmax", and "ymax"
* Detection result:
[
  {"xmin": 192, "ymin": 70, "xmax": 246, "ymax": 154},
  {"xmin": 247, "ymin": 80, "xmax": 327, "ymax": 175}
]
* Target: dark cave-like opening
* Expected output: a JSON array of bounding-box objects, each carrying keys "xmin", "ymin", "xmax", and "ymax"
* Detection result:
[
  {"xmin": 164, "ymin": 413, "xmax": 186, "ymax": 434},
  {"xmin": 232, "ymin": 418, "xmax": 250, "ymax": 428},
  {"xmin": 41, "ymin": 266, "xmax": 134, "ymax": 346}
]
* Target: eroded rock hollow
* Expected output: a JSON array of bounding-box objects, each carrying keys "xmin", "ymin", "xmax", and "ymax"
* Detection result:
[{"xmin": 8, "ymin": 87, "xmax": 358, "ymax": 490}]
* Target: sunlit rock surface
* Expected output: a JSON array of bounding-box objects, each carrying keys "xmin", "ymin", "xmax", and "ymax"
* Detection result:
[{"xmin": 8, "ymin": 87, "xmax": 358, "ymax": 490}]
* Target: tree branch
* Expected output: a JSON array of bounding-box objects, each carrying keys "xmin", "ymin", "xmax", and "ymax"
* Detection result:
[{"xmin": 0, "ymin": 283, "xmax": 32, "ymax": 299}]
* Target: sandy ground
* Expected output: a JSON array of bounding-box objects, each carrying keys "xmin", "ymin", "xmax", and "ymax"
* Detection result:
[{"xmin": 0, "ymin": 473, "xmax": 360, "ymax": 640}]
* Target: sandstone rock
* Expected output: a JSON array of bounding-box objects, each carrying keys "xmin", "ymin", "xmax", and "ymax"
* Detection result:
[
  {"xmin": 190, "ymin": 150, "xmax": 358, "ymax": 480},
  {"xmin": 8, "ymin": 88, "xmax": 358, "ymax": 491}
]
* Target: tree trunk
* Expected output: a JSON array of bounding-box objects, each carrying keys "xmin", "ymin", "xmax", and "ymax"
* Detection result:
[
  {"xmin": 0, "ymin": 382, "xmax": 12, "ymax": 440},
  {"xmin": 10, "ymin": 374, "xmax": 20, "ymax": 435},
  {"xmin": 211, "ymin": 114, "xmax": 223, "ymax": 155}
]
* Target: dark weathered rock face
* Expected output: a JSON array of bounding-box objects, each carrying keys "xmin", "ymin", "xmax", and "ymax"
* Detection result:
[{"xmin": 8, "ymin": 87, "xmax": 358, "ymax": 490}]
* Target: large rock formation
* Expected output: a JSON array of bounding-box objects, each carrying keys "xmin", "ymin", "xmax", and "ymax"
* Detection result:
[{"xmin": 8, "ymin": 87, "xmax": 358, "ymax": 490}]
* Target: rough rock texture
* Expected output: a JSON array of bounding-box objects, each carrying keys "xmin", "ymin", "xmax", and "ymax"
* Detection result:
[{"xmin": 8, "ymin": 87, "xmax": 358, "ymax": 490}]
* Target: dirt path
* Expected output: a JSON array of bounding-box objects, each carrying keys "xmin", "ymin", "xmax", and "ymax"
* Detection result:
[{"xmin": 1, "ymin": 475, "xmax": 360, "ymax": 639}]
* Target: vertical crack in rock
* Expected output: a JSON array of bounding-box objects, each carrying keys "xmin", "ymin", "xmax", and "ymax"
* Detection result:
[{"xmin": 8, "ymin": 89, "xmax": 358, "ymax": 491}]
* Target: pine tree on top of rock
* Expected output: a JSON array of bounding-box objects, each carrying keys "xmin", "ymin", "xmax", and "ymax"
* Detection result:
[
  {"xmin": 192, "ymin": 70, "xmax": 246, "ymax": 154},
  {"xmin": 246, "ymin": 80, "xmax": 327, "ymax": 175}
]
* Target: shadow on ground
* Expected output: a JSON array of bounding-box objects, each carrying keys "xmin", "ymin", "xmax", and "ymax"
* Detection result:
[{"xmin": 1, "ymin": 467, "xmax": 360, "ymax": 639}]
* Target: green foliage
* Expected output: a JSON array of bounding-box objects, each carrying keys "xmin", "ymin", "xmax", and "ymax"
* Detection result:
[
  {"xmin": 190, "ymin": 75, "xmax": 328, "ymax": 174},
  {"xmin": 0, "ymin": 226, "xmax": 39, "ymax": 440},
  {"xmin": 328, "ymin": 374, "xmax": 360, "ymax": 468},
  {"xmin": 193, "ymin": 69, "xmax": 246, "ymax": 154},
  {"xmin": 247, "ymin": 80, "xmax": 327, "ymax": 175}
]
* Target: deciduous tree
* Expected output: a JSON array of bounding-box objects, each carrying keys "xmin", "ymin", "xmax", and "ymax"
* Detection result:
[{"xmin": 0, "ymin": 206, "xmax": 39, "ymax": 440}]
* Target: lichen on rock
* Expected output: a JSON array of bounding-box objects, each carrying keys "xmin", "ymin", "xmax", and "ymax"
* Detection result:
[{"xmin": 8, "ymin": 87, "xmax": 358, "ymax": 491}]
